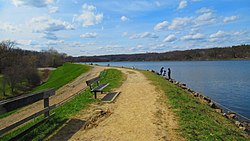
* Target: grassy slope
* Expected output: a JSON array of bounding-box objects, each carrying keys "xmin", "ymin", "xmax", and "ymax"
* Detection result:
[
  {"xmin": 1, "ymin": 68, "xmax": 125, "ymax": 141},
  {"xmin": 142, "ymin": 71, "xmax": 249, "ymax": 141},
  {"xmin": 0, "ymin": 63, "xmax": 91, "ymax": 120},
  {"xmin": 33, "ymin": 63, "xmax": 91, "ymax": 92}
]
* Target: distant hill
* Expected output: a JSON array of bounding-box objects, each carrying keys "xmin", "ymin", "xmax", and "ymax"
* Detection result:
[{"xmin": 67, "ymin": 44, "xmax": 250, "ymax": 62}]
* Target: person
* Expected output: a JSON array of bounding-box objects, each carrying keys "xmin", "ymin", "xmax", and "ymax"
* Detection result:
[
  {"xmin": 168, "ymin": 68, "xmax": 171, "ymax": 79},
  {"xmin": 160, "ymin": 67, "xmax": 164, "ymax": 75},
  {"xmin": 163, "ymin": 70, "xmax": 166, "ymax": 76}
]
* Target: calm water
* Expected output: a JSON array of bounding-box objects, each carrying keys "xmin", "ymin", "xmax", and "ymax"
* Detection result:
[{"xmin": 85, "ymin": 60, "xmax": 250, "ymax": 118}]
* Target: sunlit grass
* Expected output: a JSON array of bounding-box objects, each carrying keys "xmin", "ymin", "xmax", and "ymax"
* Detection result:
[
  {"xmin": 33, "ymin": 63, "xmax": 92, "ymax": 92},
  {"xmin": 142, "ymin": 71, "xmax": 249, "ymax": 141}
]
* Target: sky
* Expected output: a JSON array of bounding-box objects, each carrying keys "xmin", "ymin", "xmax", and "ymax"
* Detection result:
[{"xmin": 0, "ymin": 0, "xmax": 250, "ymax": 56}]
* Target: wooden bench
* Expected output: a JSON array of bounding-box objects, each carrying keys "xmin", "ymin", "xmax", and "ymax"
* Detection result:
[{"xmin": 86, "ymin": 76, "xmax": 109, "ymax": 99}]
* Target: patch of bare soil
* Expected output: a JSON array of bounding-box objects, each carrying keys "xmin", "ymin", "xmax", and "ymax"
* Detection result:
[
  {"xmin": 64, "ymin": 68, "xmax": 184, "ymax": 141},
  {"xmin": 0, "ymin": 66, "xmax": 105, "ymax": 130}
]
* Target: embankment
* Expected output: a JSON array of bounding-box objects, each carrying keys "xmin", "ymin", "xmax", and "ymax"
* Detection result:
[{"xmin": 143, "ymin": 70, "xmax": 249, "ymax": 140}]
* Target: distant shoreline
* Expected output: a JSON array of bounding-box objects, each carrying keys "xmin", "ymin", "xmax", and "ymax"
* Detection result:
[{"xmin": 68, "ymin": 44, "xmax": 250, "ymax": 62}]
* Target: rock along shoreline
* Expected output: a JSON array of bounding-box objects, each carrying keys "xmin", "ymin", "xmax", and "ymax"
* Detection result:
[{"xmin": 150, "ymin": 69, "xmax": 250, "ymax": 134}]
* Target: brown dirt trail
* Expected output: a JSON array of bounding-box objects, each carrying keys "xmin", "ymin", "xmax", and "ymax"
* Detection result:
[{"xmin": 67, "ymin": 68, "xmax": 183, "ymax": 141}]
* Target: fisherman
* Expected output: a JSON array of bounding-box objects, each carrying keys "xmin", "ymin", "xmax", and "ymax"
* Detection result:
[
  {"xmin": 168, "ymin": 68, "xmax": 171, "ymax": 79},
  {"xmin": 160, "ymin": 67, "xmax": 164, "ymax": 75}
]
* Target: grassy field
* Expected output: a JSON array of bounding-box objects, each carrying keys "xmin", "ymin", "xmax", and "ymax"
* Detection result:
[
  {"xmin": 1, "ymin": 68, "xmax": 125, "ymax": 141},
  {"xmin": 33, "ymin": 63, "xmax": 91, "ymax": 92},
  {"xmin": 142, "ymin": 71, "xmax": 249, "ymax": 141}
]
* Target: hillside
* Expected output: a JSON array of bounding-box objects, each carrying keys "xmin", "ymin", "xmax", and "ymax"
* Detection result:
[{"xmin": 67, "ymin": 44, "xmax": 250, "ymax": 62}]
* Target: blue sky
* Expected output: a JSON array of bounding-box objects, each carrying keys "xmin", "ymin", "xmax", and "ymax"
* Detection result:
[{"xmin": 0, "ymin": 0, "xmax": 250, "ymax": 56}]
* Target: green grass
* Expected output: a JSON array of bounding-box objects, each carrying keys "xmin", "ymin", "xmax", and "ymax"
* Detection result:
[
  {"xmin": 142, "ymin": 71, "xmax": 249, "ymax": 141},
  {"xmin": 1, "ymin": 68, "xmax": 125, "ymax": 141},
  {"xmin": 33, "ymin": 63, "xmax": 91, "ymax": 92},
  {"xmin": 99, "ymin": 69, "xmax": 126, "ymax": 91},
  {"xmin": 0, "ymin": 75, "xmax": 11, "ymax": 99},
  {"xmin": 0, "ymin": 63, "xmax": 91, "ymax": 120}
]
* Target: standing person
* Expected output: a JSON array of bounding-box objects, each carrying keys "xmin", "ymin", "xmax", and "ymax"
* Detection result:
[
  {"xmin": 160, "ymin": 67, "xmax": 164, "ymax": 75},
  {"xmin": 168, "ymin": 68, "xmax": 171, "ymax": 79}
]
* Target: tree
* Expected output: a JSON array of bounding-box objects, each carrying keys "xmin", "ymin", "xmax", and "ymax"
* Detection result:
[{"xmin": 0, "ymin": 40, "xmax": 15, "ymax": 73}]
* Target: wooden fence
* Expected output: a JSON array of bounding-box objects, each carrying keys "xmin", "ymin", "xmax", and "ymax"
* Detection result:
[{"xmin": 0, "ymin": 89, "xmax": 55, "ymax": 140}]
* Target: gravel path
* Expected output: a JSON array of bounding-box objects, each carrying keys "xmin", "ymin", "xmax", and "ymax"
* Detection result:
[{"xmin": 67, "ymin": 68, "xmax": 184, "ymax": 141}]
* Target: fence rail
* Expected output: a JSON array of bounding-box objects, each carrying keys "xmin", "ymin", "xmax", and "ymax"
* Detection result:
[{"xmin": 0, "ymin": 89, "xmax": 55, "ymax": 138}]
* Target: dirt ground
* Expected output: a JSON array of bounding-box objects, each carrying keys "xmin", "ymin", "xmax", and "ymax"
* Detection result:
[
  {"xmin": 51, "ymin": 68, "xmax": 184, "ymax": 141},
  {"xmin": 0, "ymin": 66, "xmax": 105, "ymax": 130},
  {"xmin": 1, "ymin": 66, "xmax": 184, "ymax": 141}
]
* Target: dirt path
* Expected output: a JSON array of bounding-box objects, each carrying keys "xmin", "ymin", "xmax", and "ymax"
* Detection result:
[
  {"xmin": 65, "ymin": 68, "xmax": 183, "ymax": 141},
  {"xmin": 0, "ymin": 66, "xmax": 105, "ymax": 130}
]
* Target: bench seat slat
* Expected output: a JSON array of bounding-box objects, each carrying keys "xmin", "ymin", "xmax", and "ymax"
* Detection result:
[
  {"xmin": 86, "ymin": 77, "xmax": 100, "ymax": 86},
  {"xmin": 92, "ymin": 83, "xmax": 109, "ymax": 92}
]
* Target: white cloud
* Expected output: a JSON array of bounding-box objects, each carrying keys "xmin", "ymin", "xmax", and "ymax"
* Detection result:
[
  {"xmin": 0, "ymin": 22, "xmax": 20, "ymax": 32},
  {"xmin": 196, "ymin": 8, "xmax": 212, "ymax": 14},
  {"xmin": 233, "ymin": 31, "xmax": 247, "ymax": 36},
  {"xmin": 157, "ymin": 44, "xmax": 165, "ymax": 47},
  {"xmin": 120, "ymin": 16, "xmax": 129, "ymax": 22},
  {"xmin": 42, "ymin": 32, "xmax": 58, "ymax": 40},
  {"xmin": 122, "ymin": 32, "xmax": 128, "ymax": 37},
  {"xmin": 80, "ymin": 32, "xmax": 97, "ymax": 38},
  {"xmin": 163, "ymin": 35, "xmax": 176, "ymax": 42},
  {"xmin": 46, "ymin": 40, "xmax": 65, "ymax": 45},
  {"xmin": 223, "ymin": 16, "xmax": 238, "ymax": 23},
  {"xmin": 154, "ymin": 21, "xmax": 168, "ymax": 31},
  {"xmin": 28, "ymin": 16, "xmax": 74, "ymax": 40},
  {"xmin": 210, "ymin": 30, "xmax": 227, "ymax": 38},
  {"xmin": 29, "ymin": 16, "xmax": 74, "ymax": 33},
  {"xmin": 76, "ymin": 4, "xmax": 103, "ymax": 27},
  {"xmin": 178, "ymin": 0, "xmax": 187, "ymax": 10},
  {"xmin": 49, "ymin": 6, "xmax": 59, "ymax": 13},
  {"xmin": 181, "ymin": 33, "xmax": 205, "ymax": 40},
  {"xmin": 155, "ymin": 1, "xmax": 161, "ymax": 7},
  {"xmin": 12, "ymin": 0, "xmax": 55, "ymax": 7},
  {"xmin": 130, "ymin": 32, "xmax": 158, "ymax": 39},
  {"xmin": 168, "ymin": 17, "xmax": 192, "ymax": 30},
  {"xmin": 137, "ymin": 44, "xmax": 143, "ymax": 48},
  {"xmin": 194, "ymin": 12, "xmax": 216, "ymax": 26},
  {"xmin": 16, "ymin": 40, "xmax": 33, "ymax": 46}
]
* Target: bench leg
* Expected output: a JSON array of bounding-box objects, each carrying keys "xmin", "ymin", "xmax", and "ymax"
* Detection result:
[{"xmin": 94, "ymin": 92, "xmax": 97, "ymax": 99}]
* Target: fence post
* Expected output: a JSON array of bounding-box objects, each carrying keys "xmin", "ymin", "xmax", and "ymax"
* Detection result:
[{"xmin": 44, "ymin": 97, "xmax": 49, "ymax": 118}]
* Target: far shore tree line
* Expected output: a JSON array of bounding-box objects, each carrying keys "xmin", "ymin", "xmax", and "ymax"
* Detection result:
[
  {"xmin": 66, "ymin": 44, "xmax": 250, "ymax": 62},
  {"xmin": 0, "ymin": 40, "xmax": 66, "ymax": 97}
]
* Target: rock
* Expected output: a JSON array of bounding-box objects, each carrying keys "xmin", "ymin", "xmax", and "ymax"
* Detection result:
[
  {"xmin": 239, "ymin": 126, "xmax": 246, "ymax": 131},
  {"xmin": 193, "ymin": 92, "xmax": 199, "ymax": 97},
  {"xmin": 215, "ymin": 108, "xmax": 222, "ymax": 113},
  {"xmin": 180, "ymin": 85, "xmax": 187, "ymax": 89},
  {"xmin": 228, "ymin": 113, "xmax": 237, "ymax": 119},
  {"xmin": 203, "ymin": 96, "xmax": 211, "ymax": 103},
  {"xmin": 188, "ymin": 89, "xmax": 194, "ymax": 93},
  {"xmin": 223, "ymin": 113, "xmax": 229, "ymax": 118},
  {"xmin": 209, "ymin": 102, "xmax": 216, "ymax": 108},
  {"xmin": 235, "ymin": 121, "xmax": 241, "ymax": 126}
]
